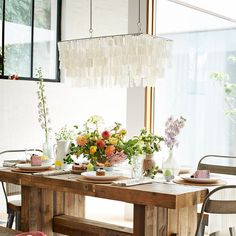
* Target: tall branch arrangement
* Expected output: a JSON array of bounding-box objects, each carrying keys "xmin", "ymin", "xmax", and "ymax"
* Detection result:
[{"xmin": 36, "ymin": 68, "xmax": 51, "ymax": 143}]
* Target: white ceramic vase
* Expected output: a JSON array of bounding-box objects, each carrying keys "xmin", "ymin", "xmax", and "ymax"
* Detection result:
[{"xmin": 54, "ymin": 140, "xmax": 71, "ymax": 170}]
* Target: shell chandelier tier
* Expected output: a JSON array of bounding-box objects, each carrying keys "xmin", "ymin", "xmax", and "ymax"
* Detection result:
[{"xmin": 58, "ymin": 34, "xmax": 172, "ymax": 88}]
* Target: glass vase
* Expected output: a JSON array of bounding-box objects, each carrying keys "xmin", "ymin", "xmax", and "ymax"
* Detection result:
[
  {"xmin": 130, "ymin": 154, "xmax": 145, "ymax": 179},
  {"xmin": 42, "ymin": 139, "xmax": 54, "ymax": 165},
  {"xmin": 162, "ymin": 149, "xmax": 180, "ymax": 182}
]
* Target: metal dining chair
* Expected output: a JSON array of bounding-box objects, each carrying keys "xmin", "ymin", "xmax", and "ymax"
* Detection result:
[
  {"xmin": 196, "ymin": 154, "xmax": 236, "ymax": 236},
  {"xmin": 0, "ymin": 149, "xmax": 42, "ymax": 230},
  {"xmin": 195, "ymin": 185, "xmax": 236, "ymax": 236}
]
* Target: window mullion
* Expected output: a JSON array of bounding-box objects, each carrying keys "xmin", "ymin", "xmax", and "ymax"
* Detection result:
[
  {"xmin": 1, "ymin": 0, "xmax": 5, "ymax": 77},
  {"xmin": 30, "ymin": 0, "xmax": 35, "ymax": 78}
]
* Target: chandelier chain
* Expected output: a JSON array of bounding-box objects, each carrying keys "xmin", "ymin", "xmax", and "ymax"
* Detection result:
[
  {"xmin": 89, "ymin": 0, "xmax": 93, "ymax": 37},
  {"xmin": 137, "ymin": 0, "xmax": 142, "ymax": 33}
]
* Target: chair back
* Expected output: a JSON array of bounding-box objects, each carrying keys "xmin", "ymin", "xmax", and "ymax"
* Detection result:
[
  {"xmin": 0, "ymin": 149, "xmax": 42, "ymax": 199},
  {"xmin": 197, "ymin": 154, "xmax": 236, "ymax": 175},
  {"xmin": 195, "ymin": 185, "xmax": 236, "ymax": 236}
]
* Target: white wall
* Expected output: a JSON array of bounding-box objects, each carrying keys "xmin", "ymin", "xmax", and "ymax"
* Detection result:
[{"xmin": 0, "ymin": 0, "xmax": 147, "ymax": 222}]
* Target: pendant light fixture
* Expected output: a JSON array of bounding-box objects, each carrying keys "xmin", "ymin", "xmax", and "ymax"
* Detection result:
[{"xmin": 58, "ymin": 0, "xmax": 172, "ymax": 88}]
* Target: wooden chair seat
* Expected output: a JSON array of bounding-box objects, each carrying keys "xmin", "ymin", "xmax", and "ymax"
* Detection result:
[{"xmin": 0, "ymin": 225, "xmax": 21, "ymax": 236}]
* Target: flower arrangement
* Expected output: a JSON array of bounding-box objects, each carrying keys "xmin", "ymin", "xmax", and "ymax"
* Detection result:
[
  {"xmin": 55, "ymin": 125, "xmax": 75, "ymax": 141},
  {"xmin": 123, "ymin": 129, "xmax": 163, "ymax": 164},
  {"xmin": 164, "ymin": 116, "xmax": 186, "ymax": 150},
  {"xmin": 36, "ymin": 68, "xmax": 52, "ymax": 144},
  {"xmin": 66, "ymin": 116, "xmax": 127, "ymax": 166}
]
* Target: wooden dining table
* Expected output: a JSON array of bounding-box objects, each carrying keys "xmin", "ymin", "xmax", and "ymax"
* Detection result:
[{"xmin": 0, "ymin": 168, "xmax": 208, "ymax": 236}]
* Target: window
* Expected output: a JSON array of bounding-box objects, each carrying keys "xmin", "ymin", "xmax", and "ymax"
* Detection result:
[
  {"xmin": 154, "ymin": 0, "xmax": 236, "ymax": 167},
  {"xmin": 0, "ymin": 0, "xmax": 61, "ymax": 81}
]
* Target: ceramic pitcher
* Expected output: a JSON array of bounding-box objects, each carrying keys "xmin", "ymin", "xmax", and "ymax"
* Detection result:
[{"xmin": 54, "ymin": 140, "xmax": 71, "ymax": 170}]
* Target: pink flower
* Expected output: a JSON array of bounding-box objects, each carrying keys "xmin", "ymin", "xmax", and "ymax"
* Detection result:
[{"xmin": 108, "ymin": 151, "xmax": 126, "ymax": 164}]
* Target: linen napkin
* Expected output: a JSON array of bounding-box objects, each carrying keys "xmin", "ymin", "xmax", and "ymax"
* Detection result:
[{"xmin": 32, "ymin": 169, "xmax": 71, "ymax": 176}]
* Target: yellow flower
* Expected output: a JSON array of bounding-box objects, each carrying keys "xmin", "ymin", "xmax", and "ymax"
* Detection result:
[
  {"xmin": 90, "ymin": 146, "xmax": 97, "ymax": 155},
  {"xmin": 55, "ymin": 160, "xmax": 62, "ymax": 167},
  {"xmin": 119, "ymin": 129, "xmax": 127, "ymax": 135},
  {"xmin": 109, "ymin": 137, "xmax": 118, "ymax": 145}
]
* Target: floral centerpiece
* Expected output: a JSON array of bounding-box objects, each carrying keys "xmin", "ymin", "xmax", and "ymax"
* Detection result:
[{"xmin": 65, "ymin": 116, "xmax": 127, "ymax": 166}]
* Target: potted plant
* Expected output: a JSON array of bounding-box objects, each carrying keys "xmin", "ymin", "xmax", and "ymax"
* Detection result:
[
  {"xmin": 138, "ymin": 129, "xmax": 163, "ymax": 177},
  {"xmin": 123, "ymin": 129, "xmax": 163, "ymax": 179}
]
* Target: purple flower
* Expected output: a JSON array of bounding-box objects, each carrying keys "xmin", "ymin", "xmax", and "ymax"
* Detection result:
[{"xmin": 164, "ymin": 116, "xmax": 186, "ymax": 150}]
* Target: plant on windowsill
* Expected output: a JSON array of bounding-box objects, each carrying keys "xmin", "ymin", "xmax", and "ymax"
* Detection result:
[{"xmin": 211, "ymin": 55, "xmax": 236, "ymax": 122}]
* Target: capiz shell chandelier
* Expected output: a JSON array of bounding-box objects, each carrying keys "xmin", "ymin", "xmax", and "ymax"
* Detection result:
[{"xmin": 58, "ymin": 1, "xmax": 172, "ymax": 88}]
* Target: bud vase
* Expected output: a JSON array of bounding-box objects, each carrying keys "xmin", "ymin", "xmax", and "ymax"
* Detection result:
[
  {"xmin": 143, "ymin": 154, "xmax": 156, "ymax": 175},
  {"xmin": 162, "ymin": 149, "xmax": 179, "ymax": 182},
  {"xmin": 130, "ymin": 154, "xmax": 145, "ymax": 179},
  {"xmin": 42, "ymin": 140, "xmax": 54, "ymax": 165}
]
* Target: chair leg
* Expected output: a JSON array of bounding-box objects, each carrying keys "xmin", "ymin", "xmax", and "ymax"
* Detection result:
[
  {"xmin": 6, "ymin": 213, "xmax": 14, "ymax": 228},
  {"xmin": 15, "ymin": 211, "xmax": 21, "ymax": 231},
  {"xmin": 229, "ymin": 227, "xmax": 236, "ymax": 236},
  {"xmin": 198, "ymin": 224, "xmax": 206, "ymax": 236}
]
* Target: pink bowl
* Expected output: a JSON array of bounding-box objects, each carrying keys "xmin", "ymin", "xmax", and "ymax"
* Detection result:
[{"xmin": 16, "ymin": 232, "xmax": 46, "ymax": 236}]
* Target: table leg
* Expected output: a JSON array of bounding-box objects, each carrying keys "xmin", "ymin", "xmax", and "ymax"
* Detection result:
[
  {"xmin": 21, "ymin": 186, "xmax": 85, "ymax": 236},
  {"xmin": 133, "ymin": 204, "xmax": 145, "ymax": 236},
  {"xmin": 155, "ymin": 205, "xmax": 197, "ymax": 236},
  {"xmin": 144, "ymin": 205, "xmax": 197, "ymax": 236}
]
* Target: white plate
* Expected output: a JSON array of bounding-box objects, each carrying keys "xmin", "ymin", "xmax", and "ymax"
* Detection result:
[
  {"xmin": 81, "ymin": 171, "xmax": 121, "ymax": 181},
  {"xmin": 15, "ymin": 163, "xmax": 52, "ymax": 170},
  {"xmin": 180, "ymin": 174, "xmax": 221, "ymax": 183}
]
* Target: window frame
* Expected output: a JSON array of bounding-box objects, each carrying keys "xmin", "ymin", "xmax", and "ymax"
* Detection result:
[{"xmin": 0, "ymin": 0, "xmax": 61, "ymax": 82}]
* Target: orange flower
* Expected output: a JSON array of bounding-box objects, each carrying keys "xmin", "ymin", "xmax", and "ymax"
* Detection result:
[
  {"xmin": 76, "ymin": 135, "xmax": 87, "ymax": 146},
  {"xmin": 105, "ymin": 145, "xmax": 115, "ymax": 156}
]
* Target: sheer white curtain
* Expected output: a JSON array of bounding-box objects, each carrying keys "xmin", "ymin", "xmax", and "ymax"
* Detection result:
[{"xmin": 154, "ymin": 29, "xmax": 236, "ymax": 167}]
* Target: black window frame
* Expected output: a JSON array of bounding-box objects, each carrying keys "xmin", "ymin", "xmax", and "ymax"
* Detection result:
[{"xmin": 0, "ymin": 0, "xmax": 61, "ymax": 82}]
